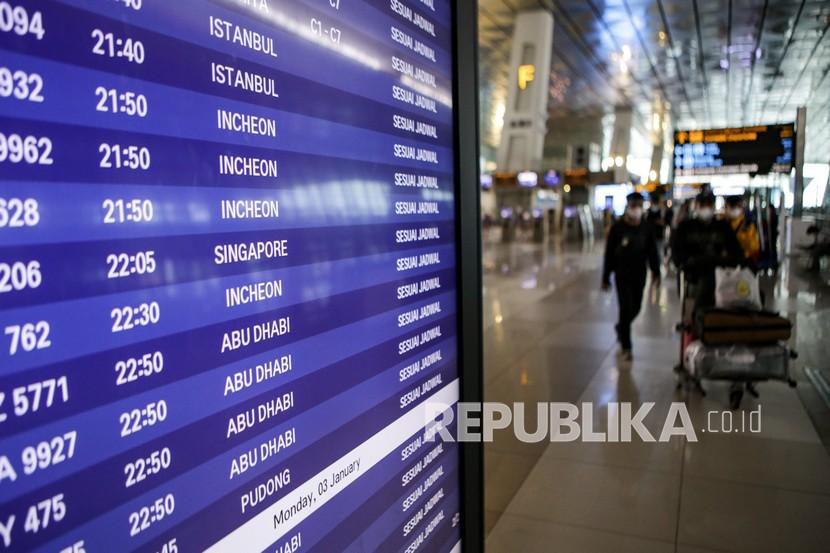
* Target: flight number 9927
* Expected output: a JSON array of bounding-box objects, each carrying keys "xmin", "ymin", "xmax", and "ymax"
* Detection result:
[{"xmin": 20, "ymin": 431, "xmax": 77, "ymax": 476}]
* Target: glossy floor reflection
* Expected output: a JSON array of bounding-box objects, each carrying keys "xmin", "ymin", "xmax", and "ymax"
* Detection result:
[{"xmin": 483, "ymin": 238, "xmax": 830, "ymax": 553}]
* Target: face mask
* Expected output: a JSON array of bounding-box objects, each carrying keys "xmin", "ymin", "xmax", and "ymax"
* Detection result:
[
  {"xmin": 697, "ymin": 208, "xmax": 714, "ymax": 221},
  {"xmin": 728, "ymin": 208, "xmax": 742, "ymax": 219},
  {"xmin": 626, "ymin": 207, "xmax": 643, "ymax": 221}
]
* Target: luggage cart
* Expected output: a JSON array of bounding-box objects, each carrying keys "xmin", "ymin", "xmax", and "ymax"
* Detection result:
[{"xmin": 674, "ymin": 270, "xmax": 797, "ymax": 409}]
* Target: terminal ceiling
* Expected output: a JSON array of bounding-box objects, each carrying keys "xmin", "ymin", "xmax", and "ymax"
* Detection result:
[{"xmin": 478, "ymin": 0, "xmax": 830, "ymax": 163}]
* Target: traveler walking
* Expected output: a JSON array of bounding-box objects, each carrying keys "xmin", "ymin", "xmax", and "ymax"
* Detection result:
[
  {"xmin": 672, "ymin": 192, "xmax": 745, "ymax": 308},
  {"xmin": 602, "ymin": 192, "xmax": 661, "ymax": 361},
  {"xmin": 724, "ymin": 195, "xmax": 761, "ymax": 262}
]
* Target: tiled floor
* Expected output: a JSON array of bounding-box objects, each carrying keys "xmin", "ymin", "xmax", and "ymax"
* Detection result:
[{"xmin": 482, "ymin": 238, "xmax": 830, "ymax": 553}]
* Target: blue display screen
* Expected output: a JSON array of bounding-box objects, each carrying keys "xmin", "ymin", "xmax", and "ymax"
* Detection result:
[{"xmin": 0, "ymin": 1, "xmax": 461, "ymax": 551}]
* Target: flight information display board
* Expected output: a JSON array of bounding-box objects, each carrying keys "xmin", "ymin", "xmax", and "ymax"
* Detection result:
[
  {"xmin": 673, "ymin": 123, "xmax": 795, "ymax": 176},
  {"xmin": 0, "ymin": 1, "xmax": 463, "ymax": 552}
]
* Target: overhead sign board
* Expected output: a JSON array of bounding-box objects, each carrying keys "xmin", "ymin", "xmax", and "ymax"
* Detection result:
[{"xmin": 673, "ymin": 123, "xmax": 795, "ymax": 176}]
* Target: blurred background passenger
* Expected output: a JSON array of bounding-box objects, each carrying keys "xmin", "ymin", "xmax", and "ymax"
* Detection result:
[
  {"xmin": 674, "ymin": 198, "xmax": 693, "ymax": 228},
  {"xmin": 672, "ymin": 192, "xmax": 745, "ymax": 307},
  {"xmin": 602, "ymin": 206, "xmax": 617, "ymax": 237},
  {"xmin": 724, "ymin": 195, "xmax": 761, "ymax": 262},
  {"xmin": 647, "ymin": 192, "xmax": 674, "ymax": 262}
]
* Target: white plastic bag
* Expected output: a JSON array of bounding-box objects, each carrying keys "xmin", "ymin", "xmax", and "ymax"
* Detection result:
[
  {"xmin": 684, "ymin": 340, "xmax": 705, "ymax": 371},
  {"xmin": 715, "ymin": 267, "xmax": 761, "ymax": 309}
]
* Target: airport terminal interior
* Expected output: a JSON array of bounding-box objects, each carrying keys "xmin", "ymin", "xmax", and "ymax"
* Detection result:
[
  {"xmin": 478, "ymin": 1, "xmax": 830, "ymax": 552},
  {"xmin": 1, "ymin": 1, "xmax": 830, "ymax": 552}
]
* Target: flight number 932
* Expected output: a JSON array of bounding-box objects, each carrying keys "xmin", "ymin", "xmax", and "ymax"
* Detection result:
[{"xmin": 0, "ymin": 67, "xmax": 44, "ymax": 102}]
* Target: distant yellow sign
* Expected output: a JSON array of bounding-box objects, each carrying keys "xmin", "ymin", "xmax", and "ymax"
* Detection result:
[
  {"xmin": 675, "ymin": 125, "xmax": 772, "ymax": 144},
  {"xmin": 518, "ymin": 64, "xmax": 535, "ymax": 90}
]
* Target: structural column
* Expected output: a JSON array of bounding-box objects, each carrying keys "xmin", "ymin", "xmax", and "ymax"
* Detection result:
[
  {"xmin": 793, "ymin": 106, "xmax": 806, "ymax": 217},
  {"xmin": 496, "ymin": 10, "xmax": 554, "ymax": 172}
]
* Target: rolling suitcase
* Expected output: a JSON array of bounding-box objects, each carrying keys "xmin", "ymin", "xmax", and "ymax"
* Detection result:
[
  {"xmin": 685, "ymin": 341, "xmax": 790, "ymax": 381},
  {"xmin": 695, "ymin": 308, "xmax": 791, "ymax": 346}
]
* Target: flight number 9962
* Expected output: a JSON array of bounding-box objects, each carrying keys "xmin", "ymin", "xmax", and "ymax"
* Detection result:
[{"xmin": 0, "ymin": 133, "xmax": 53, "ymax": 165}]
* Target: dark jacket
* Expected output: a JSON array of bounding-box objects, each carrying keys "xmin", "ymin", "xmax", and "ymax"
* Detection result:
[
  {"xmin": 602, "ymin": 218, "xmax": 660, "ymax": 285},
  {"xmin": 671, "ymin": 217, "xmax": 745, "ymax": 282},
  {"xmin": 647, "ymin": 206, "xmax": 674, "ymax": 240}
]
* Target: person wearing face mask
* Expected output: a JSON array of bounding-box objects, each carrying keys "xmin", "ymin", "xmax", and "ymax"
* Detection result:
[
  {"xmin": 646, "ymin": 193, "xmax": 675, "ymax": 264},
  {"xmin": 724, "ymin": 195, "xmax": 761, "ymax": 262},
  {"xmin": 671, "ymin": 191, "xmax": 744, "ymax": 307},
  {"xmin": 602, "ymin": 192, "xmax": 661, "ymax": 360},
  {"xmin": 646, "ymin": 193, "xmax": 667, "ymax": 240}
]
